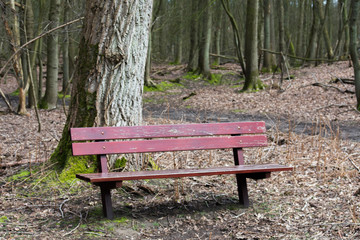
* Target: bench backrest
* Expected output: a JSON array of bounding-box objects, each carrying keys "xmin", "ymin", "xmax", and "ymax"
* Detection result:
[{"xmin": 70, "ymin": 122, "xmax": 267, "ymax": 156}]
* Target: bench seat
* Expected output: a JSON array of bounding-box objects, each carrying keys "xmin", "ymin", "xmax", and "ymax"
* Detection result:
[{"xmin": 77, "ymin": 164, "xmax": 292, "ymax": 183}]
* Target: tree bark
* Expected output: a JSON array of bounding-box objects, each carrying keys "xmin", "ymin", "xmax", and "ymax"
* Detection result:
[
  {"xmin": 315, "ymin": 0, "xmax": 334, "ymax": 59},
  {"xmin": 51, "ymin": 0, "xmax": 153, "ymax": 178},
  {"xmin": 296, "ymin": 0, "xmax": 305, "ymax": 57},
  {"xmin": 187, "ymin": 0, "xmax": 199, "ymax": 72},
  {"xmin": 42, "ymin": 0, "xmax": 61, "ymax": 109},
  {"xmin": 306, "ymin": 1, "xmax": 320, "ymax": 60},
  {"xmin": 62, "ymin": 0, "xmax": 70, "ymax": 95},
  {"xmin": 263, "ymin": 0, "xmax": 273, "ymax": 69},
  {"xmin": 243, "ymin": 0, "xmax": 262, "ymax": 91},
  {"xmin": 197, "ymin": 0, "xmax": 212, "ymax": 79},
  {"xmin": 349, "ymin": 0, "xmax": 360, "ymax": 110},
  {"xmin": 221, "ymin": 0, "xmax": 246, "ymax": 75}
]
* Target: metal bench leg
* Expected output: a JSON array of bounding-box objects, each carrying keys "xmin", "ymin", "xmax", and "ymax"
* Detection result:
[
  {"xmin": 235, "ymin": 174, "xmax": 249, "ymax": 207},
  {"xmin": 100, "ymin": 185, "xmax": 114, "ymax": 219}
]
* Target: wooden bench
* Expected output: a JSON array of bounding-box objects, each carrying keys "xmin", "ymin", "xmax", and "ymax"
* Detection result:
[{"xmin": 71, "ymin": 121, "xmax": 292, "ymax": 219}]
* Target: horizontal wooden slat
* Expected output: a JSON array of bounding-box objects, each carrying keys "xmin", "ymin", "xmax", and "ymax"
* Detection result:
[
  {"xmin": 76, "ymin": 164, "xmax": 293, "ymax": 183},
  {"xmin": 70, "ymin": 121, "xmax": 266, "ymax": 141},
  {"xmin": 72, "ymin": 135, "xmax": 268, "ymax": 156}
]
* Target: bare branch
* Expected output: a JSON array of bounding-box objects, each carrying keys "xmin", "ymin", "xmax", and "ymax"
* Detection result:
[{"xmin": 0, "ymin": 17, "xmax": 84, "ymax": 79}]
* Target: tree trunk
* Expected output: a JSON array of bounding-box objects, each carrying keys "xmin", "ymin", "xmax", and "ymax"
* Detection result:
[
  {"xmin": 42, "ymin": 0, "xmax": 61, "ymax": 109},
  {"xmin": 2, "ymin": 0, "xmax": 27, "ymax": 114},
  {"xmin": 243, "ymin": 0, "xmax": 262, "ymax": 91},
  {"xmin": 197, "ymin": 0, "xmax": 212, "ymax": 79},
  {"xmin": 306, "ymin": 1, "xmax": 320, "ymax": 60},
  {"xmin": 263, "ymin": 0, "xmax": 273, "ymax": 69},
  {"xmin": 221, "ymin": 0, "xmax": 246, "ymax": 75},
  {"xmin": 315, "ymin": 0, "xmax": 334, "ymax": 59},
  {"xmin": 340, "ymin": 0, "xmax": 350, "ymax": 56},
  {"xmin": 296, "ymin": 0, "xmax": 305, "ymax": 57},
  {"xmin": 174, "ymin": 0, "xmax": 183, "ymax": 64},
  {"xmin": 62, "ymin": 0, "xmax": 70, "ymax": 95},
  {"xmin": 144, "ymin": 30, "xmax": 153, "ymax": 86},
  {"xmin": 51, "ymin": 0, "xmax": 153, "ymax": 179},
  {"xmin": 187, "ymin": 0, "xmax": 199, "ymax": 72},
  {"xmin": 349, "ymin": 0, "xmax": 360, "ymax": 110}
]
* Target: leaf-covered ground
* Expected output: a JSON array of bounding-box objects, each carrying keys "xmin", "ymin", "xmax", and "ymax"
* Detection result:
[{"xmin": 0, "ymin": 62, "xmax": 360, "ymax": 239}]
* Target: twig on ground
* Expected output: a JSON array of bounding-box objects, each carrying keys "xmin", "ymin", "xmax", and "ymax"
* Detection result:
[
  {"xmin": 63, "ymin": 212, "xmax": 82, "ymax": 237},
  {"xmin": 0, "ymin": 87, "xmax": 13, "ymax": 112},
  {"xmin": 316, "ymin": 104, "xmax": 360, "ymax": 114},
  {"xmin": 59, "ymin": 198, "xmax": 70, "ymax": 218},
  {"xmin": 84, "ymin": 232, "xmax": 106, "ymax": 237},
  {"xmin": 348, "ymin": 157, "xmax": 360, "ymax": 173},
  {"xmin": 302, "ymin": 82, "xmax": 355, "ymax": 94}
]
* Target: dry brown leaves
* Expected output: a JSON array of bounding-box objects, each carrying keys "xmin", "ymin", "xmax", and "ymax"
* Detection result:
[{"xmin": 0, "ymin": 62, "xmax": 360, "ymax": 239}]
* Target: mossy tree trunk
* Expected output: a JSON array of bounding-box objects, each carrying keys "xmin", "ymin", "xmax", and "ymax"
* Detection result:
[
  {"xmin": 349, "ymin": 0, "xmax": 360, "ymax": 111},
  {"xmin": 51, "ymin": 0, "xmax": 153, "ymax": 180},
  {"xmin": 243, "ymin": 0, "xmax": 263, "ymax": 91}
]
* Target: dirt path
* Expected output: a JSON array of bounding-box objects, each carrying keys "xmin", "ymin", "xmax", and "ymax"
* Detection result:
[{"xmin": 144, "ymin": 103, "xmax": 360, "ymax": 142}]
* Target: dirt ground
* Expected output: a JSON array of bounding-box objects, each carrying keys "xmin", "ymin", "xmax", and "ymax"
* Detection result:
[{"xmin": 1, "ymin": 62, "xmax": 360, "ymax": 239}]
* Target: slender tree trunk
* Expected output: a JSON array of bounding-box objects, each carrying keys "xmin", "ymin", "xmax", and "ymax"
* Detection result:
[
  {"xmin": 197, "ymin": 0, "xmax": 212, "ymax": 79},
  {"xmin": 342, "ymin": 0, "xmax": 350, "ymax": 56},
  {"xmin": 51, "ymin": 0, "xmax": 153, "ymax": 178},
  {"xmin": 263, "ymin": 0, "xmax": 273, "ymax": 69},
  {"xmin": 174, "ymin": 0, "xmax": 183, "ymax": 64},
  {"xmin": 144, "ymin": 30, "xmax": 153, "ymax": 86},
  {"xmin": 243, "ymin": 0, "xmax": 262, "ymax": 91},
  {"xmin": 221, "ymin": 0, "xmax": 246, "ymax": 75},
  {"xmin": 306, "ymin": 1, "xmax": 320, "ymax": 60},
  {"xmin": 42, "ymin": 0, "xmax": 61, "ymax": 109},
  {"xmin": 25, "ymin": 0, "xmax": 38, "ymax": 109},
  {"xmin": 187, "ymin": 0, "xmax": 199, "ymax": 72},
  {"xmin": 296, "ymin": 0, "xmax": 305, "ymax": 57},
  {"xmin": 316, "ymin": 0, "xmax": 334, "ymax": 59},
  {"xmin": 3, "ymin": 0, "xmax": 27, "ymax": 114},
  {"xmin": 349, "ymin": 0, "xmax": 360, "ymax": 110},
  {"xmin": 62, "ymin": 0, "xmax": 70, "ymax": 94}
]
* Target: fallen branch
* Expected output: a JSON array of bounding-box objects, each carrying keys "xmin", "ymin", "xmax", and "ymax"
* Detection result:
[
  {"xmin": 0, "ymin": 158, "xmax": 47, "ymax": 169},
  {"xmin": 261, "ymin": 48, "xmax": 338, "ymax": 62},
  {"xmin": 302, "ymin": 82, "xmax": 355, "ymax": 94},
  {"xmin": 331, "ymin": 77, "xmax": 355, "ymax": 85},
  {"xmin": 59, "ymin": 198, "xmax": 70, "ymax": 218},
  {"xmin": 316, "ymin": 104, "xmax": 360, "ymax": 114},
  {"xmin": 210, "ymin": 53, "xmax": 238, "ymax": 61},
  {"xmin": 348, "ymin": 157, "xmax": 360, "ymax": 173},
  {"xmin": 0, "ymin": 86, "xmax": 13, "ymax": 112},
  {"xmin": 63, "ymin": 212, "xmax": 82, "ymax": 237}
]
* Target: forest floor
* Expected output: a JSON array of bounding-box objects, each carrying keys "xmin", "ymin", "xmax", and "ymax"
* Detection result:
[{"xmin": 1, "ymin": 61, "xmax": 360, "ymax": 239}]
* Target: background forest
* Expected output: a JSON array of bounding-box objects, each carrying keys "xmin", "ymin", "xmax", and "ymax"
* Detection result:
[{"xmin": 0, "ymin": 0, "xmax": 359, "ymax": 114}]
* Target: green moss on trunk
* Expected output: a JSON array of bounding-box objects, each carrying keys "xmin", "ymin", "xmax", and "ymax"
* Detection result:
[{"xmin": 49, "ymin": 38, "xmax": 99, "ymax": 180}]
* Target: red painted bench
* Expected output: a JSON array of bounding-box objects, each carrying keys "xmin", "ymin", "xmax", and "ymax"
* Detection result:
[{"xmin": 71, "ymin": 121, "xmax": 292, "ymax": 219}]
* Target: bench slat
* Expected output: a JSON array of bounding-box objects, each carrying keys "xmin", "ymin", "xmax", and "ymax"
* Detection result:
[
  {"xmin": 70, "ymin": 121, "xmax": 266, "ymax": 141},
  {"xmin": 72, "ymin": 135, "xmax": 267, "ymax": 156},
  {"xmin": 76, "ymin": 164, "xmax": 292, "ymax": 183}
]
